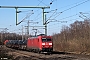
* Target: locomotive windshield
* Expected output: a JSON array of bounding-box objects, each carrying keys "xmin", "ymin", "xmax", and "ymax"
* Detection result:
[{"xmin": 42, "ymin": 38, "xmax": 51, "ymax": 42}]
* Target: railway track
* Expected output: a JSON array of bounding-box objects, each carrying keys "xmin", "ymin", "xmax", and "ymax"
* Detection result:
[{"xmin": 2, "ymin": 45, "xmax": 90, "ymax": 60}]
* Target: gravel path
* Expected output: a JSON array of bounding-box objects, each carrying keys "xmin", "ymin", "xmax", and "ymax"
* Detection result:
[{"xmin": 1, "ymin": 45, "xmax": 90, "ymax": 60}]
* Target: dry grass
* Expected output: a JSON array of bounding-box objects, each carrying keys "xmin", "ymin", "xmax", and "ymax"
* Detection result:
[{"xmin": 53, "ymin": 38, "xmax": 90, "ymax": 54}]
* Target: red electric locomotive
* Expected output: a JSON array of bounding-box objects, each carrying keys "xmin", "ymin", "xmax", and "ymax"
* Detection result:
[{"xmin": 27, "ymin": 34, "xmax": 53, "ymax": 53}]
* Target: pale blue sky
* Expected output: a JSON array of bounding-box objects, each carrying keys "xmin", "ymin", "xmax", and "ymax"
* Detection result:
[{"xmin": 0, "ymin": 0, "xmax": 90, "ymax": 35}]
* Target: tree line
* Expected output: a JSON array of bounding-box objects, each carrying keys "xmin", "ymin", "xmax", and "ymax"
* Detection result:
[
  {"xmin": 0, "ymin": 33, "xmax": 26, "ymax": 44},
  {"xmin": 53, "ymin": 19, "xmax": 90, "ymax": 54}
]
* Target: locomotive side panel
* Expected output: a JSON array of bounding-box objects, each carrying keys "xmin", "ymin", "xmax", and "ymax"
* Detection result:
[{"xmin": 27, "ymin": 37, "xmax": 41, "ymax": 52}]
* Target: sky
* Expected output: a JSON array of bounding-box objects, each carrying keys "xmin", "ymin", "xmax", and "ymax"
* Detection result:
[{"xmin": 0, "ymin": 0, "xmax": 90, "ymax": 35}]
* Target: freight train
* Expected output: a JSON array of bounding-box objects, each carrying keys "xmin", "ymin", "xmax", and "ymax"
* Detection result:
[
  {"xmin": 4, "ymin": 34, "xmax": 53, "ymax": 53},
  {"xmin": 4, "ymin": 39, "xmax": 27, "ymax": 49}
]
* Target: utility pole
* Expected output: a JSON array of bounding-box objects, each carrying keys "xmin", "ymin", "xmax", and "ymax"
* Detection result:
[
  {"xmin": 25, "ymin": 20, "xmax": 39, "ymax": 38},
  {"xmin": 27, "ymin": 20, "xmax": 29, "ymax": 36},
  {"xmin": 25, "ymin": 27, "xmax": 28, "ymax": 40},
  {"xmin": 43, "ymin": 12, "xmax": 67, "ymax": 36},
  {"xmin": 32, "ymin": 29, "xmax": 37, "ymax": 37},
  {"xmin": 26, "ymin": 26, "xmax": 45, "ymax": 36},
  {"xmin": 25, "ymin": 26, "xmax": 29, "ymax": 39},
  {"xmin": 43, "ymin": 12, "xmax": 49, "ymax": 35},
  {"xmin": 22, "ymin": 25, "xmax": 24, "ymax": 40},
  {"xmin": 45, "ymin": 14, "xmax": 47, "ymax": 35}
]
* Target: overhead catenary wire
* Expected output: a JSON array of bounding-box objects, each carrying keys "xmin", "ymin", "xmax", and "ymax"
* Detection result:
[
  {"xmin": 42, "ymin": 0, "xmax": 88, "ymax": 34},
  {"xmin": 57, "ymin": 0, "xmax": 85, "ymax": 10},
  {"xmin": 37, "ymin": 0, "xmax": 49, "ymax": 6},
  {"xmin": 33, "ymin": 0, "xmax": 58, "ymax": 22},
  {"xmin": 46, "ymin": 0, "xmax": 88, "ymax": 24},
  {"xmin": 48, "ymin": 17, "xmax": 82, "ymax": 31},
  {"xmin": 46, "ymin": 13, "xmax": 78, "ymax": 24},
  {"xmin": 48, "ymin": 22, "xmax": 79, "ymax": 34},
  {"xmin": 33, "ymin": 12, "xmax": 42, "ymax": 20},
  {"xmin": 29, "ymin": 0, "xmax": 90, "ymax": 35},
  {"xmin": 47, "ymin": 0, "xmax": 89, "ymax": 24},
  {"xmin": 51, "ymin": 0, "xmax": 90, "ymax": 19},
  {"xmin": 25, "ymin": 0, "xmax": 89, "ymax": 35},
  {"xmin": 17, "ymin": 0, "xmax": 90, "ymax": 35},
  {"xmin": 32, "ymin": 0, "xmax": 57, "ymax": 22},
  {"xmin": 33, "ymin": 0, "xmax": 43, "ymax": 20},
  {"xmin": 46, "ymin": 9, "xmax": 57, "ymax": 22},
  {"xmin": 18, "ymin": 10, "xmax": 34, "ymax": 25},
  {"xmin": 26, "ymin": 0, "xmax": 46, "ymax": 22},
  {"xmin": 32, "ymin": 0, "xmax": 46, "ymax": 21},
  {"xmin": 25, "ymin": 0, "xmax": 48, "ymax": 35},
  {"xmin": 37, "ymin": 0, "xmax": 44, "ymax": 6},
  {"xmin": 47, "ymin": 0, "xmax": 86, "ymax": 21},
  {"xmin": 34, "ymin": 9, "xmax": 59, "ymax": 25},
  {"xmin": 58, "ymin": 14, "xmax": 78, "ymax": 21}
]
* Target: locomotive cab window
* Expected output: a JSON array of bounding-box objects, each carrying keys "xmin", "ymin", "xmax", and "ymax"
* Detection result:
[{"xmin": 42, "ymin": 38, "xmax": 51, "ymax": 42}]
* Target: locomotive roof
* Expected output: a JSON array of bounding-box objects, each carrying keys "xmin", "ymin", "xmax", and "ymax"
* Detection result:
[
  {"xmin": 28, "ymin": 35, "xmax": 51, "ymax": 39},
  {"xmin": 28, "ymin": 36, "xmax": 37, "ymax": 39}
]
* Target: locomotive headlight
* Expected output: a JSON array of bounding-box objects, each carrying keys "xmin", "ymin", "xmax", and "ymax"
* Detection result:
[
  {"xmin": 42, "ymin": 43, "xmax": 45, "ymax": 45},
  {"xmin": 49, "ymin": 43, "xmax": 52, "ymax": 45}
]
